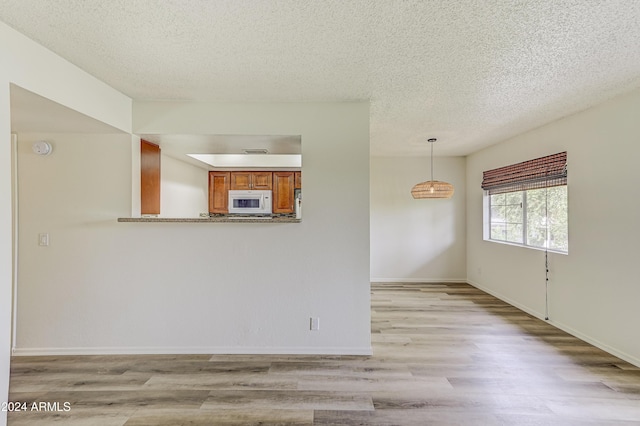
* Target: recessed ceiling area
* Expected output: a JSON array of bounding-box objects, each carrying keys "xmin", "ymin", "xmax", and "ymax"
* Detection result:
[
  {"xmin": 141, "ymin": 134, "xmax": 302, "ymax": 170},
  {"xmin": 2, "ymin": 2, "xmax": 640, "ymax": 156}
]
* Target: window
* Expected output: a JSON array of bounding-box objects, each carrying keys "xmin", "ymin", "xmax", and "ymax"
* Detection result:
[
  {"xmin": 482, "ymin": 152, "xmax": 568, "ymax": 253},
  {"xmin": 489, "ymin": 186, "xmax": 568, "ymax": 252}
]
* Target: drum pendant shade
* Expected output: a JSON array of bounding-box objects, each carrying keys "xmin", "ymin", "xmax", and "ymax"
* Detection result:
[{"xmin": 411, "ymin": 138, "xmax": 454, "ymax": 199}]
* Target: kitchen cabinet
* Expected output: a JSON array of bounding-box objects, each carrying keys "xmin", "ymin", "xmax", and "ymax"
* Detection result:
[
  {"xmin": 209, "ymin": 170, "xmax": 300, "ymax": 215},
  {"xmin": 209, "ymin": 172, "xmax": 230, "ymax": 213},
  {"xmin": 230, "ymin": 171, "xmax": 272, "ymax": 190},
  {"xmin": 294, "ymin": 171, "xmax": 302, "ymax": 189},
  {"xmin": 141, "ymin": 140, "xmax": 161, "ymax": 215},
  {"xmin": 273, "ymin": 172, "xmax": 295, "ymax": 214}
]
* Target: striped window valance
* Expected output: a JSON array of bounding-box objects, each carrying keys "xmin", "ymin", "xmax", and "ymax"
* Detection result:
[{"xmin": 481, "ymin": 152, "xmax": 567, "ymax": 194}]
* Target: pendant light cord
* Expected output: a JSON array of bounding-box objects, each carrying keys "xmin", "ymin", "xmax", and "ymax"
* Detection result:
[
  {"xmin": 430, "ymin": 140, "xmax": 434, "ymax": 182},
  {"xmin": 545, "ymin": 179, "xmax": 550, "ymax": 321}
]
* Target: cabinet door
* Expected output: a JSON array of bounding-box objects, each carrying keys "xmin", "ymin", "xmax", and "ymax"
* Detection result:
[
  {"xmin": 251, "ymin": 172, "xmax": 273, "ymax": 190},
  {"xmin": 230, "ymin": 172, "xmax": 252, "ymax": 190},
  {"xmin": 141, "ymin": 140, "xmax": 161, "ymax": 215},
  {"xmin": 209, "ymin": 172, "xmax": 230, "ymax": 213},
  {"xmin": 294, "ymin": 171, "xmax": 302, "ymax": 189},
  {"xmin": 273, "ymin": 172, "xmax": 295, "ymax": 214}
]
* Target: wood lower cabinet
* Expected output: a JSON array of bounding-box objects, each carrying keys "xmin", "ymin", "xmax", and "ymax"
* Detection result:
[
  {"xmin": 209, "ymin": 172, "xmax": 230, "ymax": 214},
  {"xmin": 230, "ymin": 171, "xmax": 272, "ymax": 190},
  {"xmin": 273, "ymin": 172, "xmax": 295, "ymax": 214}
]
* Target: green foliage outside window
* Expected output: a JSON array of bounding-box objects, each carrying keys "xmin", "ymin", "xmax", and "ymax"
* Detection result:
[{"xmin": 489, "ymin": 186, "xmax": 568, "ymax": 253}]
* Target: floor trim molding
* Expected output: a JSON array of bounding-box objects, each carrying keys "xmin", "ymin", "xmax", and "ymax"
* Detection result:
[
  {"xmin": 12, "ymin": 346, "xmax": 373, "ymax": 357},
  {"xmin": 370, "ymin": 278, "xmax": 467, "ymax": 283}
]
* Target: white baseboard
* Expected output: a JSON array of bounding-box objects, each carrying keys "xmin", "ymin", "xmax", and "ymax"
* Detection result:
[
  {"xmin": 12, "ymin": 346, "xmax": 373, "ymax": 357},
  {"xmin": 467, "ymin": 279, "xmax": 640, "ymax": 369},
  {"xmin": 370, "ymin": 278, "xmax": 467, "ymax": 283}
]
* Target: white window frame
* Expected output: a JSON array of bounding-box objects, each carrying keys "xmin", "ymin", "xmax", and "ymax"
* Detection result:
[{"xmin": 484, "ymin": 186, "xmax": 568, "ymax": 255}]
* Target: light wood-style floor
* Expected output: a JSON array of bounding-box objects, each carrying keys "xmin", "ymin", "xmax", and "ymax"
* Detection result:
[{"xmin": 8, "ymin": 282, "xmax": 640, "ymax": 425}]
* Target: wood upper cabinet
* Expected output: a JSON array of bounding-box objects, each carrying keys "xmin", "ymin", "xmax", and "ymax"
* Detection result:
[
  {"xmin": 294, "ymin": 171, "xmax": 302, "ymax": 189},
  {"xmin": 209, "ymin": 171, "xmax": 230, "ymax": 214},
  {"xmin": 230, "ymin": 172, "xmax": 251, "ymax": 190},
  {"xmin": 230, "ymin": 171, "xmax": 272, "ymax": 190},
  {"xmin": 273, "ymin": 172, "xmax": 295, "ymax": 214},
  {"xmin": 252, "ymin": 172, "xmax": 273, "ymax": 190},
  {"xmin": 141, "ymin": 140, "xmax": 161, "ymax": 215}
]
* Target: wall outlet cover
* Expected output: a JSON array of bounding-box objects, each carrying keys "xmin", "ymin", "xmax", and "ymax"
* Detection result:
[{"xmin": 310, "ymin": 317, "xmax": 320, "ymax": 331}]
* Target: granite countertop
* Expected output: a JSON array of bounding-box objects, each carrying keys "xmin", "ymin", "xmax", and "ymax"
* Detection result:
[{"xmin": 117, "ymin": 216, "xmax": 301, "ymax": 223}]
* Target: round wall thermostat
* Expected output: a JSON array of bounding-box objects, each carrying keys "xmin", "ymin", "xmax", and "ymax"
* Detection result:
[{"xmin": 32, "ymin": 141, "xmax": 52, "ymax": 156}]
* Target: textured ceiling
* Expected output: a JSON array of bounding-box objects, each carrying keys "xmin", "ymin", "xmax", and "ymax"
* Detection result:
[{"xmin": 2, "ymin": 0, "xmax": 640, "ymax": 156}]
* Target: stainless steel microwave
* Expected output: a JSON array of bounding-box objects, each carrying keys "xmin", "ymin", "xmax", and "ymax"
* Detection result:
[{"xmin": 228, "ymin": 190, "xmax": 272, "ymax": 215}]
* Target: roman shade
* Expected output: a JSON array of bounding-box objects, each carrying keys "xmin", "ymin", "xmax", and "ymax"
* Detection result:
[{"xmin": 481, "ymin": 152, "xmax": 567, "ymax": 194}]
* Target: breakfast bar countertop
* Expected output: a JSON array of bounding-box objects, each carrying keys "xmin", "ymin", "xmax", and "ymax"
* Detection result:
[{"xmin": 117, "ymin": 216, "xmax": 301, "ymax": 223}]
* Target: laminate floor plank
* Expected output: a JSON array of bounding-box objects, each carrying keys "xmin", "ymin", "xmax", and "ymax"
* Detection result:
[
  {"xmin": 313, "ymin": 409, "xmax": 504, "ymax": 426},
  {"xmin": 142, "ymin": 373, "xmax": 298, "ymax": 391},
  {"xmin": 9, "ymin": 371, "xmax": 153, "ymax": 392},
  {"xmin": 9, "ymin": 390, "xmax": 211, "ymax": 409},
  {"xmin": 268, "ymin": 361, "xmax": 414, "ymax": 379},
  {"xmin": 200, "ymin": 390, "xmax": 374, "ymax": 411},
  {"xmin": 6, "ymin": 412, "xmax": 130, "ymax": 426},
  {"xmin": 124, "ymin": 408, "xmax": 314, "ymax": 426},
  {"xmin": 8, "ymin": 282, "xmax": 640, "ymax": 425}
]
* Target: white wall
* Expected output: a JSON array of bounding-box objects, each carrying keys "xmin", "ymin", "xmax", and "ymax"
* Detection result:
[
  {"xmin": 0, "ymin": 82, "xmax": 11, "ymax": 426},
  {"xmin": 122, "ymin": 101, "xmax": 371, "ymax": 354},
  {"xmin": 370, "ymin": 156, "xmax": 466, "ymax": 282},
  {"xmin": 0, "ymin": 21, "xmax": 133, "ymax": 426},
  {"xmin": 13, "ymin": 101, "xmax": 371, "ymax": 356},
  {"xmin": 160, "ymin": 154, "xmax": 208, "ymax": 218},
  {"xmin": 467, "ymin": 88, "xmax": 640, "ymax": 367},
  {"xmin": 15, "ymin": 133, "xmax": 133, "ymax": 350}
]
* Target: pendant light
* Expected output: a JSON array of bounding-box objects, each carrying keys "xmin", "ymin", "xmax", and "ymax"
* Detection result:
[{"xmin": 411, "ymin": 138, "xmax": 454, "ymax": 199}]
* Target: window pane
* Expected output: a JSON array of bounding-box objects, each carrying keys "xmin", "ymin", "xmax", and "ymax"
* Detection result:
[
  {"xmin": 506, "ymin": 223, "xmax": 523, "ymax": 243},
  {"xmin": 491, "ymin": 206, "xmax": 505, "ymax": 223},
  {"xmin": 526, "ymin": 188, "xmax": 547, "ymax": 248},
  {"xmin": 506, "ymin": 205, "xmax": 523, "ymax": 224},
  {"xmin": 491, "ymin": 193, "xmax": 506, "ymax": 206},
  {"xmin": 527, "ymin": 223, "xmax": 546, "ymax": 247},
  {"xmin": 525, "ymin": 186, "xmax": 568, "ymax": 251},
  {"xmin": 491, "ymin": 224, "xmax": 506, "ymax": 241},
  {"xmin": 548, "ymin": 186, "xmax": 568, "ymax": 251},
  {"xmin": 505, "ymin": 192, "xmax": 523, "ymax": 205}
]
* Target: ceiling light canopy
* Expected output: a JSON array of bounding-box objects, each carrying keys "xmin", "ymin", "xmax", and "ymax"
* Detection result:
[{"xmin": 411, "ymin": 138, "xmax": 454, "ymax": 199}]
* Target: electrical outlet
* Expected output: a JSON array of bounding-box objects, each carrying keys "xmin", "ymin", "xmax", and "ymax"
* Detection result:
[{"xmin": 310, "ymin": 317, "xmax": 320, "ymax": 331}]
